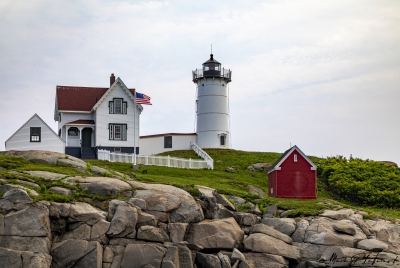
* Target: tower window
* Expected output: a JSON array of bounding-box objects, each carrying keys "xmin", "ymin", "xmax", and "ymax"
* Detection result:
[
  {"xmin": 294, "ymin": 154, "xmax": 298, "ymax": 162},
  {"xmin": 220, "ymin": 135, "xmax": 225, "ymax": 146}
]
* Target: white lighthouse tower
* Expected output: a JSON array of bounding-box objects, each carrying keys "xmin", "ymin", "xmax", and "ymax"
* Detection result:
[{"xmin": 192, "ymin": 54, "xmax": 232, "ymax": 149}]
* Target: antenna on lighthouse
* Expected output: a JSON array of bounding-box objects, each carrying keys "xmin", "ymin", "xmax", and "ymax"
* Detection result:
[{"xmin": 211, "ymin": 44, "xmax": 212, "ymax": 54}]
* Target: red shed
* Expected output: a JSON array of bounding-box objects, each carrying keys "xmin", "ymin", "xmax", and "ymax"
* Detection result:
[{"xmin": 268, "ymin": 145, "xmax": 317, "ymax": 199}]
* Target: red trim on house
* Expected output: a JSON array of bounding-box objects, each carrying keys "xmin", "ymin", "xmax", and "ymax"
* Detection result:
[
  {"xmin": 140, "ymin": 133, "xmax": 197, "ymax": 138},
  {"xmin": 65, "ymin": 120, "xmax": 95, "ymax": 125}
]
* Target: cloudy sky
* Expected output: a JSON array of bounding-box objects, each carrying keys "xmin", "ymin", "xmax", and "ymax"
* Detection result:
[{"xmin": 1, "ymin": 0, "xmax": 399, "ymax": 164}]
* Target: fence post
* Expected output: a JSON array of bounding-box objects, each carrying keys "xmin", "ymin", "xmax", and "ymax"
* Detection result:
[
  {"xmin": 145, "ymin": 155, "xmax": 148, "ymax": 165},
  {"xmin": 189, "ymin": 158, "xmax": 192, "ymax": 168},
  {"xmin": 134, "ymin": 152, "xmax": 136, "ymax": 165},
  {"xmin": 108, "ymin": 150, "xmax": 110, "ymax": 161},
  {"xmin": 167, "ymin": 155, "xmax": 170, "ymax": 167}
]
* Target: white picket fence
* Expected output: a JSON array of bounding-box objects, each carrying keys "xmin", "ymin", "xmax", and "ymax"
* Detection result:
[{"xmin": 97, "ymin": 148, "xmax": 213, "ymax": 169}]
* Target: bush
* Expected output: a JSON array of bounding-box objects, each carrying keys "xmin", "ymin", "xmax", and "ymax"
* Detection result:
[{"xmin": 316, "ymin": 157, "xmax": 400, "ymax": 208}]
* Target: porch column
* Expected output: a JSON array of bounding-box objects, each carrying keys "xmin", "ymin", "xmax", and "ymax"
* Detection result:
[
  {"xmin": 91, "ymin": 127, "xmax": 95, "ymax": 147},
  {"xmin": 78, "ymin": 127, "xmax": 84, "ymax": 146},
  {"xmin": 66, "ymin": 126, "xmax": 70, "ymax": 146}
]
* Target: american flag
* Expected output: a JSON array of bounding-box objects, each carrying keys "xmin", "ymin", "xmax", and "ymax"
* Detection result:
[{"xmin": 135, "ymin": 92, "xmax": 152, "ymax": 105}]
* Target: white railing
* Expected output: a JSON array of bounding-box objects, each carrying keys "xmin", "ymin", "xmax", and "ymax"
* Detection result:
[
  {"xmin": 190, "ymin": 141, "xmax": 214, "ymax": 169},
  {"xmin": 97, "ymin": 149, "xmax": 211, "ymax": 169}
]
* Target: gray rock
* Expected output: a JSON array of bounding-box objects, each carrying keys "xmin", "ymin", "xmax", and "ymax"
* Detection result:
[
  {"xmin": 0, "ymin": 236, "xmax": 51, "ymax": 254},
  {"xmin": 304, "ymin": 218, "xmax": 367, "ymax": 248},
  {"xmin": 229, "ymin": 196, "xmax": 246, "ymax": 205},
  {"xmin": 51, "ymin": 239, "xmax": 102, "ymax": 268},
  {"xmin": 134, "ymin": 189, "xmax": 182, "ymax": 212},
  {"xmin": 4, "ymin": 150, "xmax": 68, "ymax": 164},
  {"xmin": 64, "ymin": 177, "xmax": 131, "ymax": 196},
  {"xmin": 4, "ymin": 203, "xmax": 51, "ymax": 237},
  {"xmin": 351, "ymin": 218, "xmax": 372, "ymax": 236},
  {"xmin": 251, "ymin": 205, "xmax": 262, "ymax": 216},
  {"xmin": 2, "ymin": 185, "xmax": 33, "ymax": 205},
  {"xmin": 57, "ymin": 223, "xmax": 91, "ymax": 242},
  {"xmin": 357, "ymin": 239, "xmax": 389, "ymax": 252},
  {"xmin": 250, "ymin": 224, "xmax": 293, "ymax": 244},
  {"xmin": 108, "ymin": 199, "xmax": 126, "ymax": 218},
  {"xmin": 0, "ymin": 247, "xmax": 52, "ymax": 268},
  {"xmin": 265, "ymin": 204, "xmax": 278, "ymax": 216},
  {"xmin": 137, "ymin": 225, "xmax": 169, "ymax": 242},
  {"xmin": 234, "ymin": 212, "xmax": 261, "ymax": 226},
  {"xmin": 196, "ymin": 252, "xmax": 222, "ymax": 268},
  {"xmin": 169, "ymin": 222, "xmax": 189, "ymax": 243},
  {"xmin": 90, "ymin": 165, "xmax": 109, "ymax": 176},
  {"xmin": 243, "ymin": 233, "xmax": 301, "ymax": 262},
  {"xmin": 333, "ymin": 222, "xmax": 357, "ymax": 235},
  {"xmin": 279, "ymin": 210, "xmax": 293, "ymax": 218},
  {"xmin": 91, "ymin": 219, "xmax": 110, "ymax": 244},
  {"xmin": 162, "ymin": 246, "xmax": 180, "ymax": 268},
  {"xmin": 241, "ymin": 252, "xmax": 289, "ymax": 268},
  {"xmin": 15, "ymin": 179, "xmax": 40, "ymax": 188},
  {"xmin": 130, "ymin": 183, "xmax": 204, "ymax": 223},
  {"xmin": 293, "ymin": 242, "xmax": 329, "ymax": 261},
  {"xmin": 218, "ymin": 252, "xmax": 232, "ymax": 268},
  {"xmin": 21, "ymin": 170, "xmax": 67, "ymax": 180},
  {"xmin": 231, "ymin": 248, "xmax": 246, "ymax": 262},
  {"xmin": 57, "ymin": 158, "xmax": 87, "ymax": 171},
  {"xmin": 367, "ymin": 219, "xmax": 400, "ymax": 254},
  {"xmin": 107, "ymin": 203, "xmax": 138, "ymax": 237},
  {"xmin": 186, "ymin": 217, "xmax": 244, "ymax": 250},
  {"xmin": 320, "ymin": 209, "xmax": 354, "ymax": 220},
  {"xmin": 318, "ymin": 246, "xmax": 367, "ymax": 267},
  {"xmin": 128, "ymin": 197, "xmax": 147, "ymax": 210},
  {"xmin": 291, "ymin": 219, "xmax": 309, "ymax": 243},
  {"xmin": 120, "ymin": 243, "xmax": 166, "ymax": 268},
  {"xmin": 247, "ymin": 185, "xmax": 266, "ymax": 196},
  {"xmin": 67, "ymin": 202, "xmax": 107, "ymax": 225},
  {"xmin": 146, "ymin": 210, "xmax": 170, "ymax": 222},
  {"xmin": 262, "ymin": 217, "xmax": 296, "ymax": 236},
  {"xmin": 103, "ymin": 246, "xmax": 114, "ymax": 263},
  {"xmin": 49, "ymin": 186, "xmax": 73, "ymax": 196},
  {"xmin": 136, "ymin": 209, "xmax": 158, "ymax": 228},
  {"xmin": 215, "ymin": 193, "xmax": 236, "ymax": 211}
]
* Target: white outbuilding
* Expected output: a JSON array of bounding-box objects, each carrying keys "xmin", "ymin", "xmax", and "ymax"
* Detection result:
[{"xmin": 5, "ymin": 114, "xmax": 65, "ymax": 153}]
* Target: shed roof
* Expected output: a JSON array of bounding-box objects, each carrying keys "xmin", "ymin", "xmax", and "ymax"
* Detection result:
[{"xmin": 268, "ymin": 145, "xmax": 317, "ymax": 174}]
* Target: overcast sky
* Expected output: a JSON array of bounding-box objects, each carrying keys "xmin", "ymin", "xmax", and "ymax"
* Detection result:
[{"xmin": 1, "ymin": 0, "xmax": 399, "ymax": 164}]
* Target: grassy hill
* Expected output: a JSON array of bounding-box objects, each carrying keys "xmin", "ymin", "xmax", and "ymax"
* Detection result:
[
  {"xmin": 88, "ymin": 149, "xmax": 400, "ymax": 220},
  {"xmin": 1, "ymin": 149, "xmax": 400, "ymax": 220}
]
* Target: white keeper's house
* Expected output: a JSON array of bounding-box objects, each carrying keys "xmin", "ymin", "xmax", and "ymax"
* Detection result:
[{"xmin": 54, "ymin": 74, "xmax": 143, "ymax": 159}]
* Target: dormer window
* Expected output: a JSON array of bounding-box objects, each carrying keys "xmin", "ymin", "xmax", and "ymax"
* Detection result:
[
  {"xmin": 109, "ymin": 98, "xmax": 127, "ymax": 114},
  {"xmin": 30, "ymin": 127, "xmax": 41, "ymax": 142}
]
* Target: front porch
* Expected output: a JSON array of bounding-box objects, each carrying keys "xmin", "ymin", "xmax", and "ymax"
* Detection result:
[{"xmin": 61, "ymin": 120, "xmax": 96, "ymax": 159}]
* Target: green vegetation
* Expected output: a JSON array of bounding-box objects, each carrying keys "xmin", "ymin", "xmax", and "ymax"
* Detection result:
[
  {"xmin": 316, "ymin": 156, "xmax": 400, "ymax": 208},
  {"xmin": 1, "ymin": 149, "xmax": 400, "ymax": 220}
]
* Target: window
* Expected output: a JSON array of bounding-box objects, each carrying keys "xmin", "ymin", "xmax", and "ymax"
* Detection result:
[
  {"xmin": 114, "ymin": 147, "xmax": 121, "ymax": 152},
  {"xmin": 109, "ymin": 124, "xmax": 127, "ymax": 140},
  {"xmin": 271, "ymin": 188, "xmax": 273, "ymax": 194},
  {"xmin": 220, "ymin": 135, "xmax": 225, "ymax": 146},
  {"xmin": 58, "ymin": 129, "xmax": 61, "ymax": 137},
  {"xmin": 164, "ymin": 136, "xmax": 172, "ymax": 148},
  {"xmin": 68, "ymin": 127, "xmax": 78, "ymax": 136},
  {"xmin": 109, "ymin": 98, "xmax": 127, "ymax": 114},
  {"xmin": 294, "ymin": 154, "xmax": 298, "ymax": 162},
  {"xmin": 30, "ymin": 127, "xmax": 41, "ymax": 142}
]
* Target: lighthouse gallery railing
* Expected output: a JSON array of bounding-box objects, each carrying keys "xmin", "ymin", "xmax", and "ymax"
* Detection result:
[{"xmin": 192, "ymin": 68, "xmax": 232, "ymax": 82}]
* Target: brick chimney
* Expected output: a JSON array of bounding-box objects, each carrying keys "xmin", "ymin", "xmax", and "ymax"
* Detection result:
[{"xmin": 110, "ymin": 73, "xmax": 115, "ymax": 86}]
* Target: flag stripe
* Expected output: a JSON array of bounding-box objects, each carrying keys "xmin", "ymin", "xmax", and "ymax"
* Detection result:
[{"xmin": 136, "ymin": 92, "xmax": 152, "ymax": 105}]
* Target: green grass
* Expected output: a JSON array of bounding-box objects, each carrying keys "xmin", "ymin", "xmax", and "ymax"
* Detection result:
[{"xmin": 2, "ymin": 150, "xmax": 400, "ymax": 220}]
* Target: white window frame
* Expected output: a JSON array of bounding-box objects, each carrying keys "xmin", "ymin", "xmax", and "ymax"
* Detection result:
[
  {"xmin": 109, "ymin": 124, "xmax": 127, "ymax": 141},
  {"xmin": 294, "ymin": 154, "xmax": 298, "ymax": 162},
  {"xmin": 109, "ymin": 98, "xmax": 127, "ymax": 114}
]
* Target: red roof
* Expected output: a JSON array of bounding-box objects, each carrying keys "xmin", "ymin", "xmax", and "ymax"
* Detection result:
[
  {"xmin": 65, "ymin": 120, "xmax": 95, "ymax": 125},
  {"xmin": 56, "ymin": 86, "xmax": 136, "ymax": 112}
]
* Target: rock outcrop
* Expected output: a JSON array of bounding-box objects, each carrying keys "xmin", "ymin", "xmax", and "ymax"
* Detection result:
[{"xmin": 1, "ymin": 151, "xmax": 400, "ymax": 267}]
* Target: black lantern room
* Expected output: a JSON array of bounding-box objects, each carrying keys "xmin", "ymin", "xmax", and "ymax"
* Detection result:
[{"xmin": 202, "ymin": 54, "xmax": 221, "ymax": 78}]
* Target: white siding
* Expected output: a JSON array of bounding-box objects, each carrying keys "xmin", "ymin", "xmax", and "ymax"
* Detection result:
[
  {"xmin": 95, "ymin": 83, "xmax": 140, "ymax": 147},
  {"xmin": 58, "ymin": 112, "xmax": 93, "ymax": 140},
  {"xmin": 139, "ymin": 135, "xmax": 197, "ymax": 155},
  {"xmin": 6, "ymin": 114, "xmax": 65, "ymax": 153}
]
